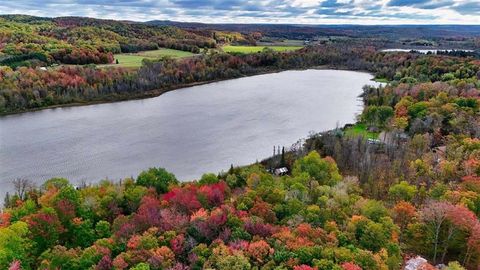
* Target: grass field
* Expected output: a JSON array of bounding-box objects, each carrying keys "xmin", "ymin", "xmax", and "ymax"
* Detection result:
[
  {"xmin": 135, "ymin": 49, "xmax": 194, "ymax": 58},
  {"xmin": 344, "ymin": 123, "xmax": 379, "ymax": 139},
  {"xmin": 373, "ymin": 77, "xmax": 390, "ymax": 83},
  {"xmin": 106, "ymin": 49, "xmax": 194, "ymax": 68},
  {"xmin": 222, "ymin": 45, "xmax": 303, "ymax": 54}
]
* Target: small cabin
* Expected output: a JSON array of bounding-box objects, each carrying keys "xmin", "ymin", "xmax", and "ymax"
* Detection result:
[
  {"xmin": 274, "ymin": 167, "xmax": 288, "ymax": 176},
  {"xmin": 367, "ymin": 138, "xmax": 382, "ymax": 145}
]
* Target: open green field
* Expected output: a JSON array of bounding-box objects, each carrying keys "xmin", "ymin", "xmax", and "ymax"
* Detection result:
[
  {"xmin": 344, "ymin": 123, "xmax": 379, "ymax": 139},
  {"xmin": 134, "ymin": 49, "xmax": 194, "ymax": 58},
  {"xmin": 222, "ymin": 45, "xmax": 303, "ymax": 54},
  {"xmin": 105, "ymin": 49, "xmax": 195, "ymax": 68},
  {"xmin": 257, "ymin": 39, "xmax": 306, "ymax": 46},
  {"xmin": 373, "ymin": 77, "xmax": 390, "ymax": 83}
]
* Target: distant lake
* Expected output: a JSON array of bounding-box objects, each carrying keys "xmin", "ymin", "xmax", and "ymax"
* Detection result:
[
  {"xmin": 0, "ymin": 70, "xmax": 380, "ymax": 199},
  {"xmin": 381, "ymin": 48, "xmax": 474, "ymax": 54}
]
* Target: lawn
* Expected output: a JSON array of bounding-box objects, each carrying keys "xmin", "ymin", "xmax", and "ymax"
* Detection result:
[
  {"xmin": 112, "ymin": 54, "xmax": 146, "ymax": 68},
  {"xmin": 135, "ymin": 49, "xmax": 194, "ymax": 58},
  {"xmin": 373, "ymin": 77, "xmax": 390, "ymax": 83},
  {"xmin": 105, "ymin": 49, "xmax": 195, "ymax": 68},
  {"xmin": 344, "ymin": 123, "xmax": 379, "ymax": 139},
  {"xmin": 222, "ymin": 45, "xmax": 303, "ymax": 54}
]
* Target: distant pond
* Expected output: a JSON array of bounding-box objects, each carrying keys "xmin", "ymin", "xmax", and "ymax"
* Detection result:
[
  {"xmin": 381, "ymin": 48, "xmax": 474, "ymax": 54},
  {"xmin": 0, "ymin": 69, "xmax": 381, "ymax": 198}
]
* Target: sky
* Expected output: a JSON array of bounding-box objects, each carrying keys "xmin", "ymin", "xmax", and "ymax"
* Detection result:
[{"xmin": 0, "ymin": 0, "xmax": 479, "ymax": 25}]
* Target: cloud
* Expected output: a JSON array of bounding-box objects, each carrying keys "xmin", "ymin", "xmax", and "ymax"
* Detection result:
[
  {"xmin": 387, "ymin": 0, "xmax": 453, "ymax": 9},
  {"xmin": 320, "ymin": 0, "xmax": 350, "ymax": 8},
  {"xmin": 388, "ymin": 0, "xmax": 432, "ymax": 7},
  {"xmin": 453, "ymin": 2, "xmax": 480, "ymax": 15},
  {"xmin": 0, "ymin": 0, "xmax": 479, "ymax": 24}
]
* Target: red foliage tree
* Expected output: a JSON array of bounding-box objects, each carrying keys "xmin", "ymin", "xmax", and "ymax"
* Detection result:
[
  {"xmin": 8, "ymin": 261, "xmax": 21, "ymax": 270},
  {"xmin": 54, "ymin": 198, "xmax": 76, "ymax": 224},
  {"xmin": 466, "ymin": 224, "xmax": 480, "ymax": 266},
  {"xmin": 163, "ymin": 185, "xmax": 202, "ymax": 213},
  {"xmin": 170, "ymin": 234, "xmax": 186, "ymax": 256},
  {"xmin": 246, "ymin": 240, "xmax": 273, "ymax": 264},
  {"xmin": 341, "ymin": 262, "xmax": 362, "ymax": 270},
  {"xmin": 25, "ymin": 211, "xmax": 64, "ymax": 252},
  {"xmin": 198, "ymin": 182, "xmax": 228, "ymax": 208},
  {"xmin": 244, "ymin": 218, "xmax": 276, "ymax": 237},
  {"xmin": 0, "ymin": 212, "xmax": 11, "ymax": 227},
  {"xmin": 134, "ymin": 196, "xmax": 163, "ymax": 229},
  {"xmin": 250, "ymin": 200, "xmax": 277, "ymax": 223},
  {"xmin": 293, "ymin": 265, "xmax": 317, "ymax": 270},
  {"xmin": 96, "ymin": 255, "xmax": 113, "ymax": 270}
]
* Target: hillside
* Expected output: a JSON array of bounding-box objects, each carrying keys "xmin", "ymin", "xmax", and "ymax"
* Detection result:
[
  {"xmin": 0, "ymin": 15, "xmax": 216, "ymax": 68},
  {"xmin": 148, "ymin": 21, "xmax": 480, "ymax": 48}
]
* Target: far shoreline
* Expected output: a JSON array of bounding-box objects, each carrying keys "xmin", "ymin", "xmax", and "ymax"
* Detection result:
[{"xmin": 0, "ymin": 66, "xmax": 381, "ymax": 117}]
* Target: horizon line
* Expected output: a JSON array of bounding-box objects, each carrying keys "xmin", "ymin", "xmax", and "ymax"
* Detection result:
[{"xmin": 1, "ymin": 13, "xmax": 480, "ymax": 26}]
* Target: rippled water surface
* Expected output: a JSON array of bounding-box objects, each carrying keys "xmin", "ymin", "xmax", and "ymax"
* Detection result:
[{"xmin": 0, "ymin": 69, "xmax": 380, "ymax": 197}]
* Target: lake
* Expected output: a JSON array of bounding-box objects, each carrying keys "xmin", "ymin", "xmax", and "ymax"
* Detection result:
[
  {"xmin": 381, "ymin": 48, "xmax": 474, "ymax": 54},
  {"xmin": 0, "ymin": 69, "xmax": 380, "ymax": 198}
]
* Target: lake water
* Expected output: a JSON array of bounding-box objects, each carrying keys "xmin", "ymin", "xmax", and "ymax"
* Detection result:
[
  {"xmin": 381, "ymin": 48, "xmax": 474, "ymax": 54},
  {"xmin": 0, "ymin": 69, "xmax": 380, "ymax": 198}
]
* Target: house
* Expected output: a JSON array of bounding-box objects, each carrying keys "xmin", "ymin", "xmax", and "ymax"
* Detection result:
[
  {"xmin": 367, "ymin": 138, "xmax": 382, "ymax": 145},
  {"xmin": 274, "ymin": 167, "xmax": 288, "ymax": 176},
  {"xmin": 404, "ymin": 256, "xmax": 429, "ymax": 270}
]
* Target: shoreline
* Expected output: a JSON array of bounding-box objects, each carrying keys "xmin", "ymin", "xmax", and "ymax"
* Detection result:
[{"xmin": 0, "ymin": 65, "xmax": 378, "ymax": 117}]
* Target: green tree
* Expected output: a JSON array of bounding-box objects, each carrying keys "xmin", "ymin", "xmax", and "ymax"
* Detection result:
[
  {"xmin": 42, "ymin": 178, "xmax": 70, "ymax": 190},
  {"xmin": 445, "ymin": 261, "xmax": 466, "ymax": 270},
  {"xmin": 199, "ymin": 173, "xmax": 219, "ymax": 185},
  {"xmin": 362, "ymin": 105, "xmax": 394, "ymax": 127},
  {"xmin": 358, "ymin": 221, "xmax": 388, "ymax": 252},
  {"xmin": 313, "ymin": 259, "xmax": 342, "ymax": 270},
  {"xmin": 38, "ymin": 245, "xmax": 80, "ymax": 270},
  {"xmin": 131, "ymin": 263, "xmax": 151, "ymax": 270},
  {"xmin": 388, "ymin": 181, "xmax": 417, "ymax": 202},
  {"xmin": 124, "ymin": 184, "xmax": 148, "ymax": 212},
  {"xmin": 292, "ymin": 151, "xmax": 341, "ymax": 186},
  {"xmin": 9, "ymin": 199, "xmax": 37, "ymax": 222},
  {"xmin": 360, "ymin": 200, "xmax": 388, "ymax": 222},
  {"xmin": 408, "ymin": 102, "xmax": 429, "ymax": 119},
  {"xmin": 0, "ymin": 221, "xmax": 33, "ymax": 270},
  {"xmin": 70, "ymin": 219, "xmax": 95, "ymax": 248},
  {"xmin": 136, "ymin": 167, "xmax": 178, "ymax": 194},
  {"xmin": 215, "ymin": 253, "xmax": 251, "ymax": 270}
]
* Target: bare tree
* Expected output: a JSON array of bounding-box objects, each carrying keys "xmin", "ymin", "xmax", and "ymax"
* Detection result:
[{"xmin": 12, "ymin": 178, "xmax": 34, "ymax": 200}]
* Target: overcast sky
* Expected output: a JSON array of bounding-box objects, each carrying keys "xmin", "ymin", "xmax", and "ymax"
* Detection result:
[{"xmin": 1, "ymin": 0, "xmax": 479, "ymax": 24}]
